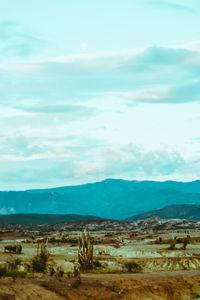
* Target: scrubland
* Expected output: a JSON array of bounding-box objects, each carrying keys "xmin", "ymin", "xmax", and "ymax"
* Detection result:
[{"xmin": 0, "ymin": 222, "xmax": 200, "ymax": 299}]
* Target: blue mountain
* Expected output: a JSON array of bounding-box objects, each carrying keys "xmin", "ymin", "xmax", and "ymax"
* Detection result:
[{"xmin": 1, "ymin": 179, "xmax": 200, "ymax": 219}]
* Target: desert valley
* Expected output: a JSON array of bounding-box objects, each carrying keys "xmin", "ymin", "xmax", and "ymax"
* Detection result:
[{"xmin": 0, "ymin": 202, "xmax": 200, "ymax": 299}]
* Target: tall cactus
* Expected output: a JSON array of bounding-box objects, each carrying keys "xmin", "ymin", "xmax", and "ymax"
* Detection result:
[{"xmin": 78, "ymin": 226, "xmax": 93, "ymax": 270}]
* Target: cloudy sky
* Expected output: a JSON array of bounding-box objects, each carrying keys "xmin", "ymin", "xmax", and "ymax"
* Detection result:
[{"xmin": 1, "ymin": 0, "xmax": 200, "ymax": 190}]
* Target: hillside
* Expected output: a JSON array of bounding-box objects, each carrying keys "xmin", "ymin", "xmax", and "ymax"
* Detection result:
[
  {"xmin": 0, "ymin": 214, "xmax": 102, "ymax": 225},
  {"xmin": 1, "ymin": 179, "xmax": 200, "ymax": 219},
  {"xmin": 126, "ymin": 204, "xmax": 200, "ymax": 221}
]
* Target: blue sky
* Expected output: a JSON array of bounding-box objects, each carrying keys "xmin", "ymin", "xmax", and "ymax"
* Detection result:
[{"xmin": 1, "ymin": 0, "xmax": 200, "ymax": 190}]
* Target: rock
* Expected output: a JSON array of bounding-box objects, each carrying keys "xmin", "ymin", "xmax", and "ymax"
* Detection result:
[
  {"xmin": 18, "ymin": 265, "xmax": 25, "ymax": 272},
  {"xmin": 61, "ymin": 262, "xmax": 74, "ymax": 273}
]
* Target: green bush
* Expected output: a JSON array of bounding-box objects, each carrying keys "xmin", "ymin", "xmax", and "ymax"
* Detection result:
[
  {"xmin": 124, "ymin": 261, "xmax": 143, "ymax": 273},
  {"xmin": 93, "ymin": 260, "xmax": 102, "ymax": 268},
  {"xmin": 31, "ymin": 254, "xmax": 48, "ymax": 273},
  {"xmin": 6, "ymin": 271, "xmax": 27, "ymax": 279},
  {"xmin": 31, "ymin": 243, "xmax": 49, "ymax": 273},
  {"xmin": 40, "ymin": 282, "xmax": 49, "ymax": 288},
  {"xmin": 0, "ymin": 267, "xmax": 27, "ymax": 279},
  {"xmin": 0, "ymin": 266, "xmax": 7, "ymax": 277},
  {"xmin": 6, "ymin": 257, "xmax": 21, "ymax": 271}
]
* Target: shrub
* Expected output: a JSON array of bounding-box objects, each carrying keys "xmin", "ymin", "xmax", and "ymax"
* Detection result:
[
  {"xmin": 0, "ymin": 266, "xmax": 7, "ymax": 277},
  {"xmin": 31, "ymin": 243, "xmax": 49, "ymax": 273},
  {"xmin": 0, "ymin": 266, "xmax": 26, "ymax": 279},
  {"xmin": 72, "ymin": 279, "xmax": 81, "ymax": 289},
  {"xmin": 40, "ymin": 282, "xmax": 49, "ymax": 288},
  {"xmin": 93, "ymin": 260, "xmax": 102, "ymax": 269},
  {"xmin": 124, "ymin": 261, "xmax": 143, "ymax": 273},
  {"xmin": 6, "ymin": 256, "xmax": 21, "ymax": 271},
  {"xmin": 6, "ymin": 270, "xmax": 27, "ymax": 279}
]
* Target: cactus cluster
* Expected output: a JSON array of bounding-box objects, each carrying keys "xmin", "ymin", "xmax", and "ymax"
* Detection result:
[{"xmin": 78, "ymin": 226, "xmax": 93, "ymax": 270}]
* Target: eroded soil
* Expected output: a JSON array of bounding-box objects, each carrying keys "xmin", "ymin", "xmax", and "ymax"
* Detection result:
[{"xmin": 0, "ymin": 271, "xmax": 200, "ymax": 300}]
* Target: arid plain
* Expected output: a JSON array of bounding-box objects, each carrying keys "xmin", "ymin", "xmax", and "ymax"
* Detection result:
[{"xmin": 0, "ymin": 218, "xmax": 200, "ymax": 299}]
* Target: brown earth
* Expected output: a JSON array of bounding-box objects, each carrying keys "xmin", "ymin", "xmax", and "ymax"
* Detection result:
[
  {"xmin": 0, "ymin": 232, "xmax": 23, "ymax": 241},
  {"xmin": 0, "ymin": 270, "xmax": 200, "ymax": 300}
]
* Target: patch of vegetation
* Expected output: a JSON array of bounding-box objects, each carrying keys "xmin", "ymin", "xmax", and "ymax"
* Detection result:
[
  {"xmin": 0, "ymin": 266, "xmax": 7, "ymax": 277},
  {"xmin": 83, "ymin": 269, "xmax": 122, "ymax": 274},
  {"xmin": 0, "ymin": 266, "xmax": 26, "ymax": 279},
  {"xmin": 31, "ymin": 242, "xmax": 49, "ymax": 273},
  {"xmin": 40, "ymin": 282, "xmax": 49, "ymax": 288},
  {"xmin": 6, "ymin": 270, "xmax": 27, "ymax": 279},
  {"xmin": 93, "ymin": 260, "xmax": 102, "ymax": 269},
  {"xmin": 124, "ymin": 261, "xmax": 143, "ymax": 273},
  {"xmin": 72, "ymin": 279, "xmax": 81, "ymax": 289},
  {"xmin": 6, "ymin": 257, "xmax": 21, "ymax": 271}
]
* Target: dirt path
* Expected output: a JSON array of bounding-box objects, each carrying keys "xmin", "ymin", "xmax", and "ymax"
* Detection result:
[
  {"xmin": 0, "ymin": 270, "xmax": 200, "ymax": 300},
  {"xmin": 82, "ymin": 269, "xmax": 200, "ymax": 281}
]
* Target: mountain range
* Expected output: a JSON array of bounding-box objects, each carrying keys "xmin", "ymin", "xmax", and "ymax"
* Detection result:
[
  {"xmin": 1, "ymin": 179, "xmax": 200, "ymax": 219},
  {"xmin": 126, "ymin": 204, "xmax": 200, "ymax": 221}
]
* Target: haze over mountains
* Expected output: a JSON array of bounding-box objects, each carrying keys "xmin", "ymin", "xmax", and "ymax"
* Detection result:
[{"xmin": 1, "ymin": 179, "xmax": 200, "ymax": 220}]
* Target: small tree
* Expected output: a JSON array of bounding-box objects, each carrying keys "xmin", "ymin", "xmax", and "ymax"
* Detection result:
[
  {"xmin": 78, "ymin": 226, "xmax": 93, "ymax": 271},
  {"xmin": 6, "ymin": 256, "xmax": 21, "ymax": 271},
  {"xmin": 5, "ymin": 256, "xmax": 26, "ymax": 282},
  {"xmin": 169, "ymin": 237, "xmax": 176, "ymax": 250},
  {"xmin": 182, "ymin": 235, "xmax": 190, "ymax": 250}
]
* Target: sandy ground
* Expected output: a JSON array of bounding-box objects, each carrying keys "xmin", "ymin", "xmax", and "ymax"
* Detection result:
[
  {"xmin": 0, "ymin": 270, "xmax": 200, "ymax": 299},
  {"xmin": 0, "ymin": 230, "xmax": 200, "ymax": 299}
]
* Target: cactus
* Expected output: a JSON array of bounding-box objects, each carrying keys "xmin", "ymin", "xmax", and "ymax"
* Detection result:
[
  {"xmin": 182, "ymin": 235, "xmax": 190, "ymax": 250},
  {"xmin": 31, "ymin": 242, "xmax": 49, "ymax": 273},
  {"xmin": 169, "ymin": 237, "xmax": 176, "ymax": 250},
  {"xmin": 78, "ymin": 226, "xmax": 93, "ymax": 270}
]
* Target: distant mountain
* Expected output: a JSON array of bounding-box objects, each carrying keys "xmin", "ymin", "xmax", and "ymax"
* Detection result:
[
  {"xmin": 1, "ymin": 179, "xmax": 200, "ymax": 220},
  {"xmin": 125, "ymin": 205, "xmax": 200, "ymax": 221},
  {"xmin": 125, "ymin": 216, "xmax": 200, "ymax": 231},
  {"xmin": 46, "ymin": 216, "xmax": 200, "ymax": 232},
  {"xmin": 0, "ymin": 214, "xmax": 102, "ymax": 225}
]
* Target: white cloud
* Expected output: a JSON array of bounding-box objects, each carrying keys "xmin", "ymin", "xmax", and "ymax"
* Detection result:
[
  {"xmin": 106, "ymin": 89, "xmax": 166, "ymax": 101},
  {"xmin": 0, "ymin": 43, "xmax": 200, "ymax": 188},
  {"xmin": 81, "ymin": 42, "xmax": 88, "ymax": 51}
]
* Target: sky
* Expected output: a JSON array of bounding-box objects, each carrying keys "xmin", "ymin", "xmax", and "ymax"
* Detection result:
[{"xmin": 0, "ymin": 0, "xmax": 200, "ymax": 190}]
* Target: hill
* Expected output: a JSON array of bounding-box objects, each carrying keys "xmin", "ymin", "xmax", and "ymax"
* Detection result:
[
  {"xmin": 0, "ymin": 214, "xmax": 102, "ymax": 225},
  {"xmin": 1, "ymin": 179, "xmax": 200, "ymax": 219},
  {"xmin": 125, "ymin": 204, "xmax": 200, "ymax": 221}
]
